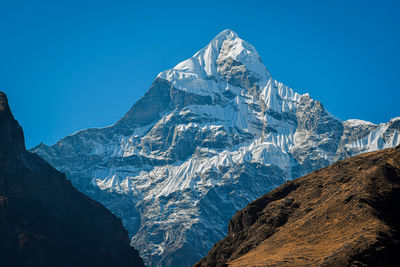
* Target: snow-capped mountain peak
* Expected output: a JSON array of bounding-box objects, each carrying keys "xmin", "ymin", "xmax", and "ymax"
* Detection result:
[
  {"xmin": 159, "ymin": 29, "xmax": 270, "ymax": 94},
  {"xmin": 32, "ymin": 29, "xmax": 400, "ymax": 267}
]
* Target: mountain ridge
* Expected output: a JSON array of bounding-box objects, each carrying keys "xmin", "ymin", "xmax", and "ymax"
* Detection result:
[
  {"xmin": 0, "ymin": 92, "xmax": 145, "ymax": 267},
  {"xmin": 195, "ymin": 146, "xmax": 400, "ymax": 266},
  {"xmin": 32, "ymin": 29, "xmax": 400, "ymax": 266}
]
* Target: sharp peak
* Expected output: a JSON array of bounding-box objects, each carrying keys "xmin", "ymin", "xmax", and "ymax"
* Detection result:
[
  {"xmin": 213, "ymin": 29, "xmax": 239, "ymax": 40},
  {"xmin": 0, "ymin": 91, "xmax": 11, "ymax": 114},
  {"xmin": 161, "ymin": 29, "xmax": 270, "ymax": 81},
  {"xmin": 208, "ymin": 29, "xmax": 255, "ymax": 51},
  {"xmin": 0, "ymin": 91, "xmax": 26, "ymax": 156},
  {"xmin": 194, "ymin": 29, "xmax": 261, "ymax": 63}
]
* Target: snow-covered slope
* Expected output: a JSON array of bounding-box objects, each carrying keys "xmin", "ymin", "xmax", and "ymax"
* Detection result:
[{"xmin": 32, "ymin": 29, "xmax": 400, "ymax": 267}]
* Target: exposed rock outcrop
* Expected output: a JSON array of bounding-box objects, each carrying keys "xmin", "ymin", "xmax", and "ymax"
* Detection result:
[
  {"xmin": 196, "ymin": 146, "xmax": 400, "ymax": 266},
  {"xmin": 0, "ymin": 92, "xmax": 25, "ymax": 157}
]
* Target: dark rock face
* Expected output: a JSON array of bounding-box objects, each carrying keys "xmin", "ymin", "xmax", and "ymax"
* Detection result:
[
  {"xmin": 119, "ymin": 78, "xmax": 212, "ymax": 129},
  {"xmin": 292, "ymin": 94, "xmax": 344, "ymax": 172},
  {"xmin": 120, "ymin": 78, "xmax": 174, "ymax": 128},
  {"xmin": 196, "ymin": 147, "xmax": 400, "ymax": 266},
  {"xmin": 0, "ymin": 92, "xmax": 145, "ymax": 267},
  {"xmin": 217, "ymin": 58, "xmax": 260, "ymax": 92},
  {"xmin": 0, "ymin": 92, "xmax": 25, "ymax": 157}
]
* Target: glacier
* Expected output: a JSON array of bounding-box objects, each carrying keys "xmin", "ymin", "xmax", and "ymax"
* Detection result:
[{"xmin": 32, "ymin": 29, "xmax": 400, "ymax": 267}]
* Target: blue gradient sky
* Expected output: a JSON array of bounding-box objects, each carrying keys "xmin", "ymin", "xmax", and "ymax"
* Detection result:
[{"xmin": 1, "ymin": 0, "xmax": 399, "ymax": 148}]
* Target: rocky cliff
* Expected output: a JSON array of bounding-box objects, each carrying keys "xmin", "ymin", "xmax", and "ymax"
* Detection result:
[{"xmin": 0, "ymin": 92, "xmax": 145, "ymax": 267}]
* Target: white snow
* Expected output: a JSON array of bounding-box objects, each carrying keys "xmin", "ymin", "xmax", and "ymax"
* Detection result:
[
  {"xmin": 32, "ymin": 29, "xmax": 400, "ymax": 267},
  {"xmin": 344, "ymin": 119, "xmax": 376, "ymax": 127}
]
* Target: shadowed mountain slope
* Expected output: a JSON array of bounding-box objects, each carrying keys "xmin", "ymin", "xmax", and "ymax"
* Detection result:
[
  {"xmin": 196, "ymin": 146, "xmax": 400, "ymax": 266},
  {"xmin": 0, "ymin": 91, "xmax": 145, "ymax": 267}
]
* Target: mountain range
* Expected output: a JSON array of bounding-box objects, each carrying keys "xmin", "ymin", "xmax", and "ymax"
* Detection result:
[{"xmin": 32, "ymin": 29, "xmax": 400, "ymax": 266}]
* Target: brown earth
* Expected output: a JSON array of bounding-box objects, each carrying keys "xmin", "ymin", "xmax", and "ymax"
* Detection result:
[
  {"xmin": 0, "ymin": 92, "xmax": 145, "ymax": 267},
  {"xmin": 195, "ymin": 146, "xmax": 400, "ymax": 266}
]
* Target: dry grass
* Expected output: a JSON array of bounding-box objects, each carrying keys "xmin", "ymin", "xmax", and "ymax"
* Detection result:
[{"xmin": 196, "ymin": 147, "xmax": 400, "ymax": 266}]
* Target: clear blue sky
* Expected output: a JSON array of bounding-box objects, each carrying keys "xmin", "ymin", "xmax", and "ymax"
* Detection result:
[{"xmin": 1, "ymin": 0, "xmax": 399, "ymax": 148}]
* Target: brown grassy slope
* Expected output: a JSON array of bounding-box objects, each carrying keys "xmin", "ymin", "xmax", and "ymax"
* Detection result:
[{"xmin": 195, "ymin": 146, "xmax": 400, "ymax": 266}]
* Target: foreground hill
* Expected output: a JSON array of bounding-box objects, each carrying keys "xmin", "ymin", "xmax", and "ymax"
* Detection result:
[
  {"xmin": 0, "ymin": 92, "xmax": 145, "ymax": 267},
  {"xmin": 32, "ymin": 29, "xmax": 400, "ymax": 266},
  {"xmin": 196, "ymin": 146, "xmax": 400, "ymax": 266}
]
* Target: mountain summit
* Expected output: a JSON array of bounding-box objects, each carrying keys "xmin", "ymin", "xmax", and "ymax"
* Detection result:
[
  {"xmin": 0, "ymin": 92, "xmax": 25, "ymax": 156},
  {"xmin": 32, "ymin": 30, "xmax": 400, "ymax": 266},
  {"xmin": 160, "ymin": 29, "xmax": 270, "ymax": 83}
]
